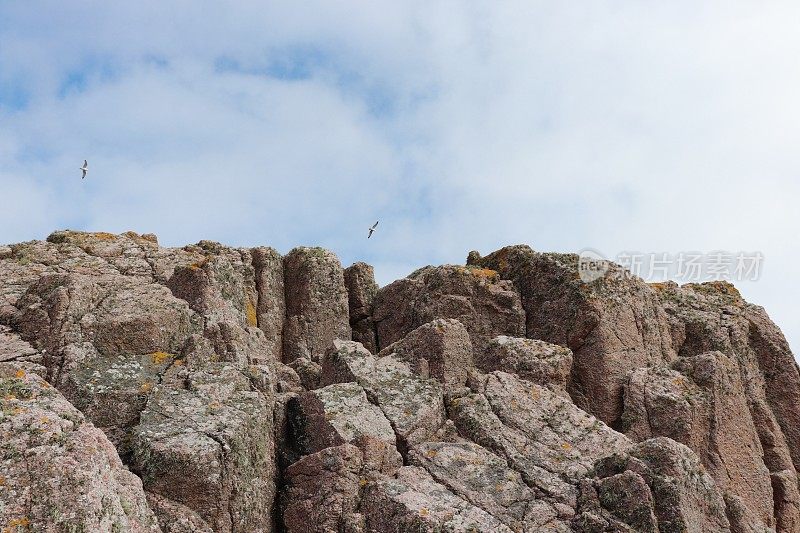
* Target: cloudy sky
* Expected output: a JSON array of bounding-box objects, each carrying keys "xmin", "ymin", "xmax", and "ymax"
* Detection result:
[{"xmin": 1, "ymin": 2, "xmax": 799, "ymax": 354}]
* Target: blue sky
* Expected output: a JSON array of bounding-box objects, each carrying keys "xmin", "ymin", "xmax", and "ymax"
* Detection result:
[{"xmin": 2, "ymin": 2, "xmax": 800, "ymax": 354}]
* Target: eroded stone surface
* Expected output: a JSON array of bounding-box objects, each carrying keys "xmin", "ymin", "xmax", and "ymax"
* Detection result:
[
  {"xmin": 132, "ymin": 364, "xmax": 275, "ymax": 533},
  {"xmin": 345, "ymin": 262, "xmax": 379, "ymax": 353},
  {"xmin": 379, "ymin": 318, "xmax": 474, "ymax": 388},
  {"xmin": 621, "ymin": 351, "xmax": 774, "ymax": 529},
  {"xmin": 283, "ymin": 247, "xmax": 351, "ymax": 362},
  {"xmin": 478, "ymin": 335, "xmax": 573, "ymax": 394},
  {"xmin": 361, "ymin": 466, "xmax": 515, "ymax": 532},
  {"xmin": 0, "ymin": 362, "xmax": 160, "ymax": 533},
  {"xmin": 373, "ymin": 264, "xmax": 525, "ymax": 355},
  {"xmin": 470, "ymin": 246, "xmax": 676, "ymax": 425},
  {"xmin": 321, "ymin": 340, "xmax": 447, "ymax": 452},
  {"xmin": 2, "ymin": 232, "xmax": 799, "ymax": 533}
]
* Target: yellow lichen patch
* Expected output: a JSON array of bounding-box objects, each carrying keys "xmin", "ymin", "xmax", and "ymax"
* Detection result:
[
  {"xmin": 173, "ymin": 359, "xmax": 184, "ymax": 367},
  {"xmin": 530, "ymin": 388, "xmax": 541, "ymax": 401},
  {"xmin": 494, "ymin": 483, "xmax": 505, "ymax": 492},
  {"xmin": 150, "ymin": 352, "xmax": 173, "ymax": 365},
  {"xmin": 0, "ymin": 475, "xmax": 5, "ymax": 486},
  {"xmin": 469, "ymin": 267, "xmax": 499, "ymax": 281},
  {"xmin": 245, "ymin": 299, "xmax": 258, "ymax": 327},
  {"xmin": 425, "ymin": 449, "xmax": 438, "ymax": 459},
  {"xmin": 188, "ymin": 257, "xmax": 210, "ymax": 270},
  {"xmin": 418, "ymin": 508, "xmax": 429, "ymax": 517},
  {"xmin": 561, "ymin": 442, "xmax": 572, "ymax": 450},
  {"xmin": 696, "ymin": 281, "xmax": 742, "ymax": 299},
  {"xmin": 649, "ymin": 282, "xmax": 670, "ymax": 292},
  {"xmin": 359, "ymin": 478, "xmax": 369, "ymax": 488},
  {"xmin": 208, "ymin": 400, "xmax": 222, "ymax": 411},
  {"xmin": 140, "ymin": 382, "xmax": 154, "ymax": 394},
  {"xmin": 39, "ymin": 416, "xmax": 49, "ymax": 425},
  {"xmin": 14, "ymin": 369, "xmax": 25, "ymax": 379},
  {"xmin": 672, "ymin": 377, "xmax": 689, "ymax": 390},
  {"xmin": 4, "ymin": 517, "xmax": 31, "ymax": 531}
]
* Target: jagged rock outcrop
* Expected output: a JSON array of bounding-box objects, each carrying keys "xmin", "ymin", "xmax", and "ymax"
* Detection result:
[
  {"xmin": 283, "ymin": 247, "xmax": 351, "ymax": 362},
  {"xmin": 652, "ymin": 281, "xmax": 800, "ymax": 531},
  {"xmin": 373, "ymin": 264, "xmax": 525, "ymax": 355},
  {"xmin": 468, "ymin": 246, "xmax": 676, "ymax": 425},
  {"xmin": 344, "ymin": 262, "xmax": 379, "ymax": 353},
  {"xmin": 621, "ymin": 351, "xmax": 775, "ymax": 529},
  {"xmin": 2, "ymin": 231, "xmax": 799, "ymax": 532}
]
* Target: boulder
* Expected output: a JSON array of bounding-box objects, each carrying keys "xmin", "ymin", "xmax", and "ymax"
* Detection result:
[
  {"xmin": 344, "ymin": 262, "xmax": 379, "ymax": 353},
  {"xmin": 321, "ymin": 340, "xmax": 447, "ymax": 453},
  {"xmin": 448, "ymin": 371, "xmax": 631, "ymax": 508},
  {"xmin": 283, "ymin": 247, "xmax": 351, "ymax": 362},
  {"xmin": 281, "ymin": 444, "xmax": 364, "ymax": 533},
  {"xmin": 360, "ymin": 466, "xmax": 514, "ymax": 532},
  {"xmin": 378, "ymin": 318, "xmax": 474, "ymax": 388},
  {"xmin": 373, "ymin": 264, "xmax": 525, "ymax": 355},
  {"xmin": 286, "ymin": 382, "xmax": 402, "ymax": 472},
  {"xmin": 478, "ymin": 335, "xmax": 573, "ymax": 394},
  {"xmin": 132, "ymin": 364, "xmax": 275, "ymax": 533},
  {"xmin": 409, "ymin": 441, "xmax": 570, "ymax": 531},
  {"xmin": 588, "ymin": 438, "xmax": 731, "ymax": 532}
]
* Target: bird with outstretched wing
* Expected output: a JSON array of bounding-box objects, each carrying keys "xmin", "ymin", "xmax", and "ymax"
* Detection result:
[
  {"xmin": 79, "ymin": 160, "xmax": 88, "ymax": 179},
  {"xmin": 368, "ymin": 220, "xmax": 379, "ymax": 239}
]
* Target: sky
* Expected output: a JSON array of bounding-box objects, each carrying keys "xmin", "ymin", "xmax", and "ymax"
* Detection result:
[{"xmin": 1, "ymin": 2, "xmax": 799, "ymax": 355}]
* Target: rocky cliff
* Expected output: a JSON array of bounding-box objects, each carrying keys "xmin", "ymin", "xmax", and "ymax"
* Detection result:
[{"xmin": 1, "ymin": 231, "xmax": 798, "ymax": 532}]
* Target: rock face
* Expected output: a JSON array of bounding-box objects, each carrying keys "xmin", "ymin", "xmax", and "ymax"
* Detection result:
[
  {"xmin": 468, "ymin": 246, "xmax": 676, "ymax": 425},
  {"xmin": 2, "ymin": 231, "xmax": 799, "ymax": 532},
  {"xmin": 0, "ymin": 362, "xmax": 160, "ymax": 532},
  {"xmin": 344, "ymin": 262, "xmax": 379, "ymax": 353},
  {"xmin": 373, "ymin": 264, "xmax": 525, "ymax": 355},
  {"xmin": 283, "ymin": 247, "xmax": 351, "ymax": 362},
  {"xmin": 378, "ymin": 318, "xmax": 474, "ymax": 388}
]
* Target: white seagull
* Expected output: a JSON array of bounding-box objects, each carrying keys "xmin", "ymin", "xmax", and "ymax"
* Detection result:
[
  {"xmin": 79, "ymin": 160, "xmax": 88, "ymax": 179},
  {"xmin": 367, "ymin": 220, "xmax": 379, "ymax": 239}
]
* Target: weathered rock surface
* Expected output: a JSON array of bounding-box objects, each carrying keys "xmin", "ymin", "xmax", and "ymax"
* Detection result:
[
  {"xmin": 281, "ymin": 444, "xmax": 365, "ymax": 533},
  {"xmin": 283, "ymin": 247, "xmax": 351, "ymax": 362},
  {"xmin": 378, "ymin": 318, "xmax": 474, "ymax": 388},
  {"xmin": 586, "ymin": 437, "xmax": 732, "ymax": 532},
  {"xmin": 361, "ymin": 466, "xmax": 514, "ymax": 532},
  {"xmin": 653, "ymin": 281, "xmax": 800, "ymax": 531},
  {"xmin": 286, "ymin": 381, "xmax": 402, "ymax": 472},
  {"xmin": 477, "ymin": 335, "xmax": 573, "ymax": 394},
  {"xmin": 621, "ymin": 351, "xmax": 775, "ymax": 529},
  {"xmin": 344, "ymin": 262, "xmax": 379, "ymax": 353},
  {"xmin": 0, "ymin": 362, "xmax": 160, "ymax": 532},
  {"xmin": 132, "ymin": 363, "xmax": 275, "ymax": 533},
  {"xmin": 469, "ymin": 246, "xmax": 676, "ymax": 425},
  {"xmin": 373, "ymin": 264, "xmax": 525, "ymax": 355},
  {"xmin": 2, "ymin": 232, "xmax": 799, "ymax": 533},
  {"xmin": 321, "ymin": 340, "xmax": 448, "ymax": 453}
]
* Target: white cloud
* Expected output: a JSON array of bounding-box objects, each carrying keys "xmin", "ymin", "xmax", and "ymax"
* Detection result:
[{"xmin": 1, "ymin": 1, "xmax": 799, "ymax": 353}]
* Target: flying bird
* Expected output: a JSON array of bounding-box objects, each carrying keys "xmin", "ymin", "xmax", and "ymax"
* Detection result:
[
  {"xmin": 79, "ymin": 160, "xmax": 88, "ymax": 179},
  {"xmin": 368, "ymin": 220, "xmax": 379, "ymax": 239}
]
